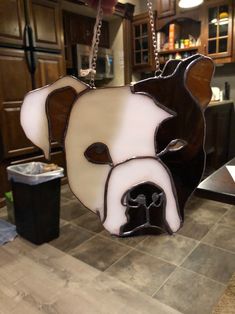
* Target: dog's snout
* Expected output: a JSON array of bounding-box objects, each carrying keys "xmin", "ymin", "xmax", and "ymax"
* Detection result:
[
  {"xmin": 122, "ymin": 183, "xmax": 164, "ymax": 209},
  {"xmin": 120, "ymin": 183, "xmax": 167, "ymax": 236}
]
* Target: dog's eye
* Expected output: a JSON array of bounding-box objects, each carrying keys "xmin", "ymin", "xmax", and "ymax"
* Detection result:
[
  {"xmin": 84, "ymin": 142, "xmax": 113, "ymax": 165},
  {"xmin": 166, "ymin": 139, "xmax": 187, "ymax": 152},
  {"xmin": 158, "ymin": 139, "xmax": 187, "ymax": 157}
]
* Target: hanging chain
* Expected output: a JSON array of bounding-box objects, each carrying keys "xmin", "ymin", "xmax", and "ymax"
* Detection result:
[
  {"xmin": 89, "ymin": 5, "xmax": 103, "ymax": 88},
  {"xmin": 147, "ymin": 0, "xmax": 160, "ymax": 72},
  {"xmin": 80, "ymin": 1, "xmax": 103, "ymax": 88}
]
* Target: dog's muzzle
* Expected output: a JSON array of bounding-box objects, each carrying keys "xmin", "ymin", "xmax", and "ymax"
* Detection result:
[
  {"xmin": 120, "ymin": 182, "xmax": 166, "ymax": 236},
  {"xmin": 103, "ymin": 157, "xmax": 181, "ymax": 236}
]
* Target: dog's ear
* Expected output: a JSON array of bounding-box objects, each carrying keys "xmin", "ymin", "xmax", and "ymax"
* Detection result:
[
  {"xmin": 20, "ymin": 76, "xmax": 90, "ymax": 159},
  {"xmin": 46, "ymin": 86, "xmax": 77, "ymax": 149},
  {"xmin": 184, "ymin": 56, "xmax": 214, "ymax": 110}
]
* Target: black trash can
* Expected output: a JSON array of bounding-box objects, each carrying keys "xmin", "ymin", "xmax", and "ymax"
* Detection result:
[{"xmin": 7, "ymin": 162, "xmax": 64, "ymax": 245}]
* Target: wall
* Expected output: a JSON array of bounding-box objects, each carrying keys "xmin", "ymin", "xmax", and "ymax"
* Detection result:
[
  {"xmin": 107, "ymin": 18, "xmax": 125, "ymax": 86},
  {"xmin": 212, "ymin": 63, "xmax": 235, "ymax": 102}
]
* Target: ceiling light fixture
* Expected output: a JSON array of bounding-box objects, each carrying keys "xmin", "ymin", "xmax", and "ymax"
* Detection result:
[{"xmin": 178, "ymin": 0, "xmax": 204, "ymax": 9}]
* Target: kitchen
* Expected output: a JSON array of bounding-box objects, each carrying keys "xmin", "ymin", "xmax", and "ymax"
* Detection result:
[{"xmin": 0, "ymin": 0, "xmax": 235, "ymax": 313}]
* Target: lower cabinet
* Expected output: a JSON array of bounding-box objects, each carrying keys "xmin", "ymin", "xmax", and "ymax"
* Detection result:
[
  {"xmin": 204, "ymin": 102, "xmax": 234, "ymax": 174},
  {"xmin": 0, "ymin": 49, "xmax": 65, "ymax": 201}
]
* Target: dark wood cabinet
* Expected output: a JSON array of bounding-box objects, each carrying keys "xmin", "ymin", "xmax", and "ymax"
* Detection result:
[
  {"xmin": 29, "ymin": 0, "xmax": 63, "ymax": 50},
  {"xmin": 35, "ymin": 52, "xmax": 65, "ymax": 87},
  {"xmin": 0, "ymin": 48, "xmax": 36, "ymax": 160},
  {"xmin": 132, "ymin": 12, "xmax": 155, "ymax": 72},
  {"xmin": 0, "ymin": 0, "xmax": 65, "ymax": 200},
  {"xmin": 205, "ymin": 102, "xmax": 233, "ymax": 172},
  {"xmin": 157, "ymin": 0, "xmax": 176, "ymax": 19},
  {"xmin": 201, "ymin": 0, "xmax": 234, "ymax": 63},
  {"xmin": 63, "ymin": 11, "xmax": 109, "ymax": 68},
  {"xmin": 0, "ymin": 0, "xmax": 25, "ymax": 46}
]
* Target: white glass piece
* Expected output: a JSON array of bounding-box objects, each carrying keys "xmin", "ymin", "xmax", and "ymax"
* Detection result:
[
  {"xmin": 104, "ymin": 158, "xmax": 181, "ymax": 235},
  {"xmin": 20, "ymin": 76, "xmax": 88, "ymax": 159},
  {"xmin": 65, "ymin": 86, "xmax": 173, "ymax": 221},
  {"xmin": 178, "ymin": 0, "xmax": 203, "ymax": 9}
]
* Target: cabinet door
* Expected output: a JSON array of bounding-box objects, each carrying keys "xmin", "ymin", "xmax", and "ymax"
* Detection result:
[
  {"xmin": 67, "ymin": 12, "xmax": 109, "ymax": 48},
  {"xmin": 34, "ymin": 52, "xmax": 65, "ymax": 87},
  {"xmin": 205, "ymin": 103, "xmax": 232, "ymax": 170},
  {"xmin": 157, "ymin": 0, "xmax": 176, "ymax": 19},
  {"xmin": 0, "ymin": 0, "xmax": 25, "ymax": 46},
  {"xmin": 132, "ymin": 13, "xmax": 154, "ymax": 72},
  {"xmin": 29, "ymin": 0, "xmax": 62, "ymax": 50},
  {"xmin": 0, "ymin": 48, "xmax": 37, "ymax": 159},
  {"xmin": 202, "ymin": 0, "xmax": 233, "ymax": 60}
]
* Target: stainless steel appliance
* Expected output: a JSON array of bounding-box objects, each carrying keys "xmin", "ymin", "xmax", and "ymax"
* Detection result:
[{"xmin": 72, "ymin": 44, "xmax": 114, "ymax": 80}]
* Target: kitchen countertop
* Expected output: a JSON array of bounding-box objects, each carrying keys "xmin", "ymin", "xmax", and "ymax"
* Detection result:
[{"xmin": 208, "ymin": 99, "xmax": 234, "ymax": 107}]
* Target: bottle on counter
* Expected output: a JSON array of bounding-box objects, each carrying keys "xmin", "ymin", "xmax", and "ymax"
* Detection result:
[{"xmin": 180, "ymin": 39, "xmax": 185, "ymax": 49}]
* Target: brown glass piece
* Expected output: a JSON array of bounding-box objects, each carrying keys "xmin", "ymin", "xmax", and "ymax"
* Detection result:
[
  {"xmin": 84, "ymin": 142, "xmax": 113, "ymax": 166},
  {"xmin": 46, "ymin": 86, "xmax": 77, "ymax": 148},
  {"xmin": 133, "ymin": 54, "xmax": 214, "ymax": 219}
]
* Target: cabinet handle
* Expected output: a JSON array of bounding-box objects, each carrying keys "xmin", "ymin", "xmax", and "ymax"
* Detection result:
[{"xmin": 24, "ymin": 25, "xmax": 35, "ymax": 49}]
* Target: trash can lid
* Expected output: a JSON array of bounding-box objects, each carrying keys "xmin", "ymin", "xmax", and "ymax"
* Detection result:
[{"xmin": 7, "ymin": 162, "xmax": 64, "ymax": 185}]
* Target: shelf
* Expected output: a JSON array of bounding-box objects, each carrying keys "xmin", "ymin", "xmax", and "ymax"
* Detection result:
[{"xmin": 158, "ymin": 46, "xmax": 200, "ymax": 55}]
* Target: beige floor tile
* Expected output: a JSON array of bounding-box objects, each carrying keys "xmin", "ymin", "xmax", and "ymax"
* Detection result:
[
  {"xmin": 50, "ymin": 223, "xmax": 94, "ymax": 252},
  {"xmin": 10, "ymin": 300, "xmax": 42, "ymax": 314},
  {"xmin": 182, "ymin": 243, "xmax": 235, "ymax": 283},
  {"xmin": 26, "ymin": 244, "xmax": 100, "ymax": 288},
  {"xmin": 100, "ymin": 229, "xmax": 148, "ymax": 248},
  {"xmin": 219, "ymin": 208, "xmax": 235, "ymax": 227},
  {"xmin": 53, "ymin": 273, "xmax": 182, "ymax": 314},
  {"xmin": 155, "ymin": 267, "xmax": 225, "ymax": 314},
  {"xmin": 137, "ymin": 234, "xmax": 198, "ymax": 265},
  {"xmin": 202, "ymin": 223, "xmax": 235, "ymax": 253},
  {"xmin": 60, "ymin": 199, "xmax": 87, "ymax": 221},
  {"xmin": 70, "ymin": 235, "xmax": 131, "ymax": 271},
  {"xmin": 72, "ymin": 211, "xmax": 104, "ymax": 233},
  {"xmin": 105, "ymin": 249, "xmax": 175, "ymax": 296}
]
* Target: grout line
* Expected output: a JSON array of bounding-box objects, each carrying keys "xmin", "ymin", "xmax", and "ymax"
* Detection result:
[
  {"xmin": 98, "ymin": 232, "xmax": 150, "ymax": 250},
  {"xmin": 132, "ymin": 246, "xmax": 178, "ymax": 267},
  {"xmin": 200, "ymin": 240, "xmax": 235, "ymax": 255},
  {"xmin": 178, "ymin": 266, "xmax": 227, "ymax": 287},
  {"xmin": 104, "ymin": 248, "xmax": 135, "ymax": 273},
  {"xmin": 199, "ymin": 208, "xmax": 234, "ymax": 245},
  {"xmin": 68, "ymin": 220, "xmax": 98, "ymax": 235},
  {"xmin": 178, "ymin": 241, "xmax": 201, "ymax": 267},
  {"xmin": 151, "ymin": 267, "xmax": 178, "ymax": 298}
]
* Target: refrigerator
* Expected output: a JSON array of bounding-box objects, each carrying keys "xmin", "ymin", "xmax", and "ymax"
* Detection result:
[{"xmin": 0, "ymin": 0, "xmax": 65, "ymax": 199}]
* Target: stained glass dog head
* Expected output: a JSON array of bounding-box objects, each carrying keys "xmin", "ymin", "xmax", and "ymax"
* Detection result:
[{"xmin": 21, "ymin": 54, "xmax": 214, "ymax": 236}]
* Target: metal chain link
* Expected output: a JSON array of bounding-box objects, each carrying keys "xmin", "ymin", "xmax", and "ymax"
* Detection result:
[
  {"xmin": 89, "ymin": 6, "xmax": 103, "ymax": 88},
  {"xmin": 147, "ymin": 0, "xmax": 160, "ymax": 72}
]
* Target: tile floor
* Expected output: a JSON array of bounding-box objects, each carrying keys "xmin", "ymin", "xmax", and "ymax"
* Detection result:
[{"xmin": 0, "ymin": 184, "xmax": 235, "ymax": 314}]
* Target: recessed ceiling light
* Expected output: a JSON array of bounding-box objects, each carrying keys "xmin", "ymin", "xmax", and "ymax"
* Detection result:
[{"xmin": 179, "ymin": 0, "xmax": 204, "ymax": 9}]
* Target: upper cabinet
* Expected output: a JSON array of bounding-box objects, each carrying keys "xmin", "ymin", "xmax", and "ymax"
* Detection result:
[
  {"xmin": 132, "ymin": 12, "xmax": 155, "ymax": 72},
  {"xmin": 0, "ymin": 0, "xmax": 63, "ymax": 51},
  {"xmin": 157, "ymin": 0, "xmax": 176, "ymax": 19},
  {"xmin": 63, "ymin": 11, "xmax": 109, "ymax": 69},
  {"xmin": 0, "ymin": 0, "xmax": 25, "ymax": 46},
  {"xmin": 201, "ymin": 0, "xmax": 234, "ymax": 63},
  {"xmin": 28, "ymin": 0, "xmax": 63, "ymax": 50}
]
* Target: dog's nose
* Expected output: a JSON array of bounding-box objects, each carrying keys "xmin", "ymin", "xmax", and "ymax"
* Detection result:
[{"xmin": 121, "ymin": 183, "xmax": 166, "ymax": 236}]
